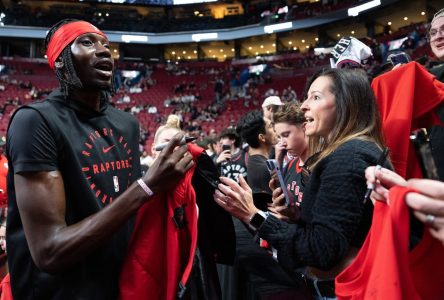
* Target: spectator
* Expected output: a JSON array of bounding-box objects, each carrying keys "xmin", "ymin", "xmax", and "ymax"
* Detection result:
[
  {"xmin": 236, "ymin": 110, "xmax": 278, "ymax": 208},
  {"xmin": 261, "ymin": 96, "xmax": 283, "ymax": 121},
  {"xmin": 216, "ymin": 128, "xmax": 248, "ymax": 183},
  {"xmin": 269, "ymin": 102, "xmax": 309, "ymax": 222},
  {"xmin": 214, "ymin": 68, "xmax": 385, "ymax": 299}
]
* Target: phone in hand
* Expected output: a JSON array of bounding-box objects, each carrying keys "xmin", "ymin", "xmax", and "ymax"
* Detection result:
[
  {"xmin": 388, "ymin": 52, "xmax": 410, "ymax": 66},
  {"xmin": 266, "ymin": 159, "xmax": 291, "ymax": 207},
  {"xmin": 222, "ymin": 144, "xmax": 231, "ymax": 152}
]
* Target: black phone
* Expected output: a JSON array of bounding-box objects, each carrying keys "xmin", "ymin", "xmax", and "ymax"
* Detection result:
[
  {"xmin": 222, "ymin": 144, "xmax": 231, "ymax": 152},
  {"xmin": 410, "ymin": 128, "xmax": 439, "ymax": 180},
  {"xmin": 388, "ymin": 52, "xmax": 410, "ymax": 66}
]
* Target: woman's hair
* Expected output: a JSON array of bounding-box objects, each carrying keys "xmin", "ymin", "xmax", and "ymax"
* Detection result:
[
  {"xmin": 273, "ymin": 101, "xmax": 306, "ymax": 126},
  {"xmin": 45, "ymin": 19, "xmax": 115, "ymax": 96},
  {"xmin": 153, "ymin": 114, "xmax": 182, "ymax": 144},
  {"xmin": 304, "ymin": 68, "xmax": 384, "ymax": 170}
]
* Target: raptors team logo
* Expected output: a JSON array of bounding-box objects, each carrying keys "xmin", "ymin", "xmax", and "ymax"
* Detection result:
[{"xmin": 80, "ymin": 127, "xmax": 134, "ymax": 205}]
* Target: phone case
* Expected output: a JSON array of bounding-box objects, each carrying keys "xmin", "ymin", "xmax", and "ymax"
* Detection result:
[{"xmin": 266, "ymin": 159, "xmax": 292, "ymax": 206}]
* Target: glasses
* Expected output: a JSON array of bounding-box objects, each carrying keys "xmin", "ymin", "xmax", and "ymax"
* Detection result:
[{"xmin": 429, "ymin": 26, "xmax": 444, "ymax": 41}]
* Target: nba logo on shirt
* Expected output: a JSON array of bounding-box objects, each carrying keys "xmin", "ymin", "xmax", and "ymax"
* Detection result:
[{"xmin": 113, "ymin": 176, "xmax": 119, "ymax": 192}]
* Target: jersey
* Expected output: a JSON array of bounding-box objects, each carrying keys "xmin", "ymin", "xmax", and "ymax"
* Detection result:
[
  {"xmin": 283, "ymin": 158, "xmax": 305, "ymax": 206},
  {"xmin": 335, "ymin": 186, "xmax": 444, "ymax": 299},
  {"xmin": 219, "ymin": 149, "xmax": 248, "ymax": 183},
  {"xmin": 6, "ymin": 89, "xmax": 141, "ymax": 300}
]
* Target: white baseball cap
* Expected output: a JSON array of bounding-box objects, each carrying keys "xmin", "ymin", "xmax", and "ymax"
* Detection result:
[{"xmin": 262, "ymin": 96, "xmax": 283, "ymax": 108}]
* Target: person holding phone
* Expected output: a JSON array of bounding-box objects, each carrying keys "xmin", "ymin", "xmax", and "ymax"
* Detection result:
[
  {"xmin": 268, "ymin": 102, "xmax": 310, "ymax": 223},
  {"xmin": 214, "ymin": 68, "xmax": 386, "ymax": 299},
  {"xmin": 216, "ymin": 128, "xmax": 248, "ymax": 183}
]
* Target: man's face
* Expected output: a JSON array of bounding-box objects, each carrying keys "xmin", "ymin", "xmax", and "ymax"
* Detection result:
[
  {"xmin": 430, "ymin": 16, "xmax": 444, "ymax": 60},
  {"xmin": 263, "ymin": 117, "xmax": 278, "ymax": 146},
  {"xmin": 274, "ymin": 122, "xmax": 307, "ymax": 157},
  {"xmin": 262, "ymin": 106, "xmax": 272, "ymax": 120},
  {"xmin": 69, "ymin": 33, "xmax": 114, "ymax": 90}
]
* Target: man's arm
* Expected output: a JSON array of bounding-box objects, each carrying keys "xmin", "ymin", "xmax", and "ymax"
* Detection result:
[{"xmin": 15, "ymin": 133, "xmax": 193, "ymax": 273}]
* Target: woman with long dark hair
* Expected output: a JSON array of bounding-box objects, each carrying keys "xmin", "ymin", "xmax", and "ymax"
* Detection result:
[{"xmin": 213, "ymin": 68, "xmax": 386, "ymax": 299}]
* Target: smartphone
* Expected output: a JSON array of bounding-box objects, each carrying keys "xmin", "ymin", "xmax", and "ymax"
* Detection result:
[
  {"xmin": 266, "ymin": 159, "xmax": 291, "ymax": 206},
  {"xmin": 410, "ymin": 128, "xmax": 439, "ymax": 180},
  {"xmin": 388, "ymin": 52, "xmax": 410, "ymax": 66},
  {"xmin": 222, "ymin": 144, "xmax": 231, "ymax": 152}
]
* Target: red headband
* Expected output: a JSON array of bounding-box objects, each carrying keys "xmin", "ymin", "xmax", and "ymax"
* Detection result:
[{"xmin": 46, "ymin": 21, "xmax": 107, "ymax": 70}]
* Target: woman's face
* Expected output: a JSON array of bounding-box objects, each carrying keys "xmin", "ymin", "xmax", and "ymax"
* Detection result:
[
  {"xmin": 152, "ymin": 128, "xmax": 180, "ymax": 159},
  {"xmin": 274, "ymin": 122, "xmax": 307, "ymax": 157},
  {"xmin": 301, "ymin": 76, "xmax": 337, "ymax": 139}
]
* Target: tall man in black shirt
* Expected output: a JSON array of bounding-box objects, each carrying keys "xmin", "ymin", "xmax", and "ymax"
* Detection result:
[{"xmin": 6, "ymin": 19, "xmax": 193, "ymax": 300}]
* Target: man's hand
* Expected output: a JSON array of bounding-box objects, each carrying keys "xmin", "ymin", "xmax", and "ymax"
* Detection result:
[
  {"xmin": 143, "ymin": 133, "xmax": 194, "ymax": 193},
  {"xmin": 216, "ymin": 150, "xmax": 231, "ymax": 164}
]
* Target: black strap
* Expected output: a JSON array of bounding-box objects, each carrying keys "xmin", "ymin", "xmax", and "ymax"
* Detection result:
[{"xmin": 302, "ymin": 275, "xmax": 335, "ymax": 298}]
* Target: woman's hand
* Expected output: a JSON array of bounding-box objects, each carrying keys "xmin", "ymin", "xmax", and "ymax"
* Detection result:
[
  {"xmin": 268, "ymin": 177, "xmax": 300, "ymax": 222},
  {"xmin": 364, "ymin": 166, "xmax": 407, "ymax": 204},
  {"xmin": 406, "ymin": 179, "xmax": 444, "ymax": 245},
  {"xmin": 213, "ymin": 175, "xmax": 258, "ymax": 223}
]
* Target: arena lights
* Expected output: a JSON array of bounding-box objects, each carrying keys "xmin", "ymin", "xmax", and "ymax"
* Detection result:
[
  {"xmin": 191, "ymin": 32, "xmax": 218, "ymax": 42},
  {"xmin": 264, "ymin": 22, "xmax": 292, "ymax": 34},
  {"xmin": 348, "ymin": 0, "xmax": 381, "ymax": 17},
  {"xmin": 121, "ymin": 34, "xmax": 148, "ymax": 43}
]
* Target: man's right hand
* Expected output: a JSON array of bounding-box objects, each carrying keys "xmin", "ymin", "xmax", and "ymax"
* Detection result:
[
  {"xmin": 143, "ymin": 133, "xmax": 194, "ymax": 193},
  {"xmin": 216, "ymin": 150, "xmax": 231, "ymax": 164}
]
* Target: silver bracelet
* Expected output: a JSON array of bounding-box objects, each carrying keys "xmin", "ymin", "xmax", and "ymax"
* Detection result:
[{"xmin": 137, "ymin": 178, "xmax": 154, "ymax": 197}]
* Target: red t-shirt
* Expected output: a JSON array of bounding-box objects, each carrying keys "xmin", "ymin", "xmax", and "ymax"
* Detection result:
[
  {"xmin": 371, "ymin": 62, "xmax": 444, "ymax": 179},
  {"xmin": 335, "ymin": 186, "xmax": 444, "ymax": 299},
  {"xmin": 0, "ymin": 155, "xmax": 8, "ymax": 208},
  {"xmin": 119, "ymin": 144, "xmax": 203, "ymax": 300}
]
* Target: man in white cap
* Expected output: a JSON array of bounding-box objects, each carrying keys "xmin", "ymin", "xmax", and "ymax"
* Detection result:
[{"xmin": 261, "ymin": 95, "xmax": 283, "ymax": 121}]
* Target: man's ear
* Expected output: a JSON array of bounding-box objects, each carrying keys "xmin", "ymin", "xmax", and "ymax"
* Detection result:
[
  {"xmin": 55, "ymin": 60, "xmax": 64, "ymax": 69},
  {"xmin": 258, "ymin": 133, "xmax": 265, "ymax": 143}
]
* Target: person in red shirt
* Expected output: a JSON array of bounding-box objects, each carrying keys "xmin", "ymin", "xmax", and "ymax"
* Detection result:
[{"xmin": 0, "ymin": 137, "xmax": 7, "ymax": 208}]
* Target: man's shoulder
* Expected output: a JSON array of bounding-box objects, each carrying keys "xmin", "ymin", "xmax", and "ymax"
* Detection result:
[
  {"xmin": 107, "ymin": 105, "xmax": 139, "ymax": 125},
  {"xmin": 429, "ymin": 63, "xmax": 444, "ymax": 82}
]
